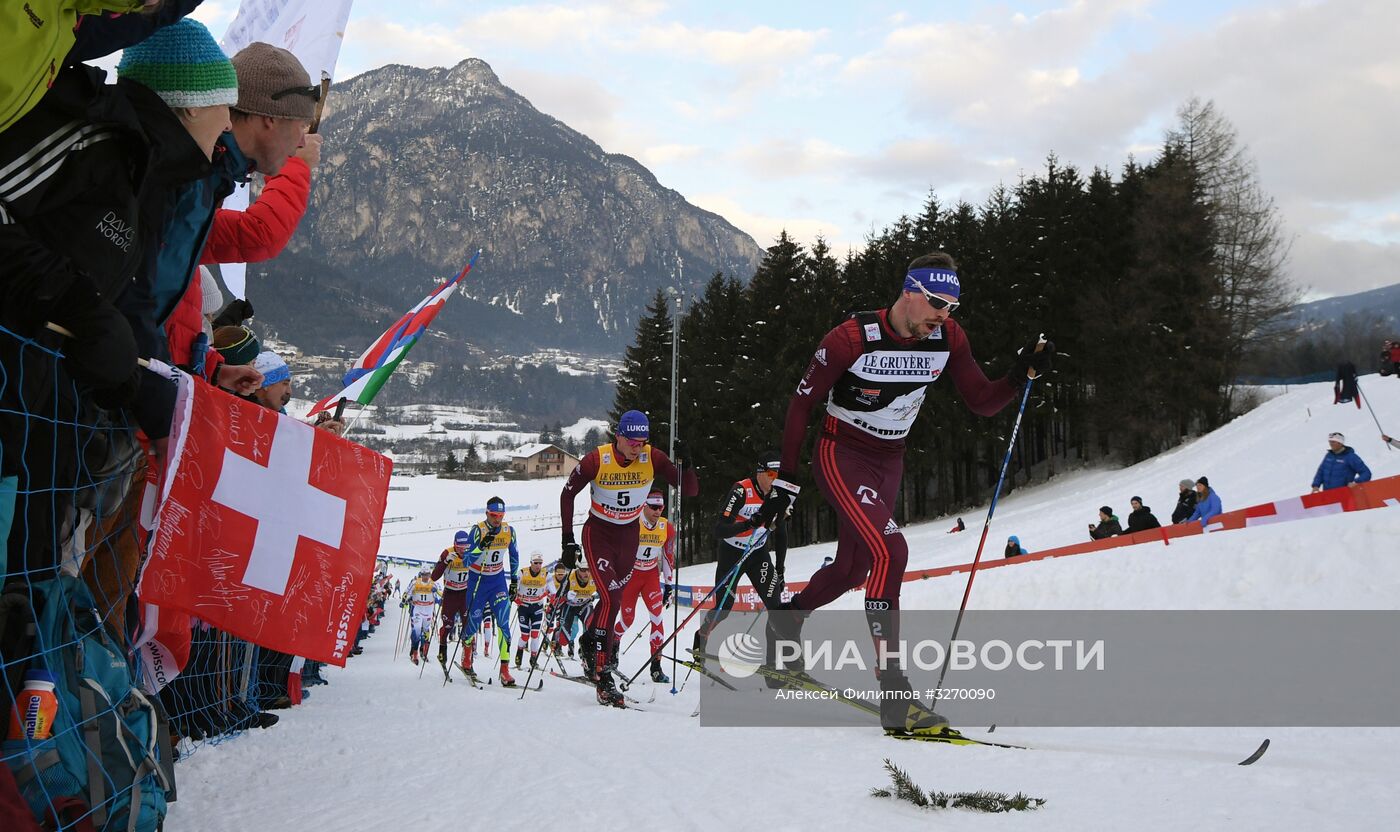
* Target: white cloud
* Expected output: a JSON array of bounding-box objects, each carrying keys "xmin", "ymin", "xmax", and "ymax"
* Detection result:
[
  {"xmin": 1285, "ymin": 229, "xmax": 1400, "ymax": 298},
  {"xmin": 188, "ymin": 0, "xmax": 238, "ymax": 30},
  {"xmin": 690, "ymin": 193, "xmax": 844, "ymax": 251},
  {"xmin": 497, "ymin": 66, "xmax": 629, "ymax": 152},
  {"xmin": 341, "ymin": 18, "xmax": 476, "ymax": 77},
  {"xmin": 635, "ymin": 143, "xmax": 705, "ymax": 166},
  {"xmin": 639, "ymin": 23, "xmax": 826, "ymax": 67}
]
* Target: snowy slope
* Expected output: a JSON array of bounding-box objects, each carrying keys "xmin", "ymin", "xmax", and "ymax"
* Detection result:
[{"xmin": 168, "ymin": 380, "xmax": 1400, "ymax": 830}]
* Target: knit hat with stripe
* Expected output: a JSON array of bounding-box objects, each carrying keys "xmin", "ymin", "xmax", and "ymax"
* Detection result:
[{"xmin": 117, "ymin": 19, "xmax": 238, "ymax": 109}]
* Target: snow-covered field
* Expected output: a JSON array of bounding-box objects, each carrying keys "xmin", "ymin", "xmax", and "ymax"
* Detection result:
[{"xmin": 169, "ymin": 380, "xmax": 1400, "ymax": 829}]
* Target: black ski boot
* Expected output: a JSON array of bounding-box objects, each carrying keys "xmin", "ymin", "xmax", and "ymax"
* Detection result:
[
  {"xmin": 594, "ymin": 659, "xmax": 625, "ymax": 708},
  {"xmin": 649, "ymin": 656, "xmax": 670, "ymax": 684},
  {"xmin": 879, "ymin": 672, "xmax": 950, "ymax": 738},
  {"xmin": 514, "ymin": 646, "xmax": 525, "ymax": 669},
  {"xmin": 579, "ymin": 631, "xmax": 599, "ymax": 682},
  {"xmin": 690, "ymin": 628, "xmax": 709, "ymax": 669},
  {"xmin": 437, "ymin": 641, "xmax": 447, "ymax": 667}
]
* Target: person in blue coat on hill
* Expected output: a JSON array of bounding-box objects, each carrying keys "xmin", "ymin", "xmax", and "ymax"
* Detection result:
[
  {"xmin": 1311, "ymin": 432, "xmax": 1372, "ymax": 492},
  {"xmin": 1186, "ymin": 477, "xmax": 1222, "ymax": 529}
]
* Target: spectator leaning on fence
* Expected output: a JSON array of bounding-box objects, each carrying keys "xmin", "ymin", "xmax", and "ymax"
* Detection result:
[
  {"xmin": 1004, "ymin": 535, "xmax": 1029, "ymax": 558},
  {"xmin": 1187, "ymin": 477, "xmax": 1222, "ymax": 529},
  {"xmin": 1171, "ymin": 478, "xmax": 1197, "ymax": 524},
  {"xmin": 1311, "ymin": 432, "xmax": 1372, "ymax": 493},
  {"xmin": 0, "ymin": 18, "xmax": 237, "ymax": 573},
  {"xmin": 1089, "ymin": 506, "xmax": 1122, "ymax": 540},
  {"xmin": 168, "ymin": 42, "xmax": 323, "ymax": 385},
  {"xmin": 1124, "ymin": 496, "xmax": 1161, "ymax": 534}
]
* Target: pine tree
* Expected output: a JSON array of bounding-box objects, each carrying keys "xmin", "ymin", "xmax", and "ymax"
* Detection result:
[
  {"xmin": 612, "ymin": 289, "xmax": 676, "ymax": 451},
  {"xmin": 674, "ymin": 273, "xmax": 746, "ymax": 562},
  {"xmin": 442, "ymin": 450, "xmax": 459, "ymax": 475}
]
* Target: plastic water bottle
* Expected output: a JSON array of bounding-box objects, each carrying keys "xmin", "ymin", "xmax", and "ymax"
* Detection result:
[{"xmin": 7, "ymin": 669, "xmax": 59, "ymax": 741}]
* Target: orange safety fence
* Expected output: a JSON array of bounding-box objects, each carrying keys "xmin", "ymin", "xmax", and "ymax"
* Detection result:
[{"xmin": 676, "ymin": 475, "xmax": 1400, "ymax": 610}]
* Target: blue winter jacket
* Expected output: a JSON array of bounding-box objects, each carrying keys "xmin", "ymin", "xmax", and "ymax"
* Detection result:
[
  {"xmin": 1187, "ymin": 489, "xmax": 1222, "ymax": 528},
  {"xmin": 1311, "ymin": 446, "xmax": 1372, "ymax": 490}
]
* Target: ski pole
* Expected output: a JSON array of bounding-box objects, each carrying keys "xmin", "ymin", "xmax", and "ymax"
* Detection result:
[
  {"xmin": 519, "ymin": 606, "xmax": 560, "ymax": 699},
  {"xmin": 932, "ymin": 373, "xmax": 1036, "ymax": 697},
  {"xmin": 398, "ymin": 601, "xmax": 414, "ymax": 661},
  {"xmin": 621, "ymin": 534, "xmax": 759, "ymax": 689},
  {"xmin": 393, "ymin": 602, "xmax": 407, "ymax": 661},
  {"xmin": 620, "ymin": 622, "xmax": 648, "ymax": 657},
  {"xmin": 1355, "ymin": 379, "xmax": 1391, "ymax": 451}
]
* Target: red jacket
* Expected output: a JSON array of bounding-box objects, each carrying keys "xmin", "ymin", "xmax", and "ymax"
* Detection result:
[{"xmin": 165, "ymin": 156, "xmax": 312, "ymax": 373}]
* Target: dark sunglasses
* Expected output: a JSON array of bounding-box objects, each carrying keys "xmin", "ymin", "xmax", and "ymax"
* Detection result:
[{"xmin": 270, "ymin": 84, "xmax": 321, "ymax": 102}]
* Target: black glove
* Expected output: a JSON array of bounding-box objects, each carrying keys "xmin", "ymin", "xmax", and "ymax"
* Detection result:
[
  {"xmin": 509, "ymin": 577, "xmax": 518, "ymax": 598},
  {"xmin": 753, "ymin": 489, "xmax": 788, "ymax": 526},
  {"xmin": 478, "ymin": 531, "xmax": 499, "ymax": 553},
  {"xmin": 212, "ymin": 297, "xmax": 255, "ymax": 329},
  {"xmin": 561, "ymin": 540, "xmax": 582, "ymax": 569},
  {"xmin": 662, "ymin": 583, "xmax": 673, "ymax": 607},
  {"xmin": 48, "ymin": 276, "xmax": 141, "ymax": 402},
  {"xmin": 671, "ymin": 438, "xmax": 688, "ymax": 464},
  {"xmin": 1012, "ymin": 336, "xmax": 1055, "ymax": 379}
]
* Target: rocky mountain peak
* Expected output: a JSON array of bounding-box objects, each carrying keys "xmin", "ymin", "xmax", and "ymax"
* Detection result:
[{"xmin": 255, "ymin": 57, "xmax": 763, "ymax": 358}]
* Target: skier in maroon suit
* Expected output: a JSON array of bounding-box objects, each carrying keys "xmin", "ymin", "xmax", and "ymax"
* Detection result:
[{"xmin": 766, "ymin": 251, "xmax": 1052, "ymax": 736}]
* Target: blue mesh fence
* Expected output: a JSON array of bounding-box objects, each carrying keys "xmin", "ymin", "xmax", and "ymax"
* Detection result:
[
  {"xmin": 2, "ymin": 324, "xmax": 387, "ymax": 829},
  {"xmin": 157, "ymin": 626, "xmax": 262, "ymax": 758},
  {"xmin": 1, "ymin": 323, "xmax": 170, "ymax": 830}
]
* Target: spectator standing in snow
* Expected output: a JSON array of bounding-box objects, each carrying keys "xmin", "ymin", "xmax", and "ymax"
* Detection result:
[
  {"xmin": 1311, "ymin": 432, "xmax": 1372, "ymax": 492},
  {"xmin": 1187, "ymin": 477, "xmax": 1222, "ymax": 529},
  {"xmin": 1171, "ymin": 479, "xmax": 1197, "ymax": 524},
  {"xmin": 1003, "ymin": 536, "xmax": 1029, "ymax": 558},
  {"xmin": 1089, "ymin": 506, "xmax": 1122, "ymax": 540},
  {"xmin": 1124, "ymin": 497, "xmax": 1161, "ymax": 534}
]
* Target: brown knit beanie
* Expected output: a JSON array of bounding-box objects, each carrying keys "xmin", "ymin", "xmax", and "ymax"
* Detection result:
[{"xmin": 230, "ymin": 42, "xmax": 316, "ymax": 120}]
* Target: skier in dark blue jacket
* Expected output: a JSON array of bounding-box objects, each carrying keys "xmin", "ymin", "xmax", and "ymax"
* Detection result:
[{"xmin": 1312, "ymin": 432, "xmax": 1372, "ymax": 492}]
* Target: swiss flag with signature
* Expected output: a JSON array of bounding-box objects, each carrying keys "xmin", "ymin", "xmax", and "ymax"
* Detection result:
[{"xmin": 139, "ymin": 374, "xmax": 392, "ymax": 665}]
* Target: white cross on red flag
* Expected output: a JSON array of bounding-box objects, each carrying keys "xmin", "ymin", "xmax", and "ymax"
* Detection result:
[{"xmin": 139, "ymin": 372, "xmax": 392, "ymax": 665}]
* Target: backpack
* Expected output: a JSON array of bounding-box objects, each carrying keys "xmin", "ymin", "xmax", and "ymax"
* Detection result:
[{"xmin": 1, "ymin": 576, "xmax": 172, "ymax": 831}]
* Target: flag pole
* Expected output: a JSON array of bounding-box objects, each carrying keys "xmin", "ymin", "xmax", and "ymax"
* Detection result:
[{"xmin": 309, "ymin": 72, "xmax": 332, "ymax": 134}]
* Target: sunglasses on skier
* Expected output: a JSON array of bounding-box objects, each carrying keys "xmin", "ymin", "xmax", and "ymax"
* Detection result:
[{"xmin": 914, "ymin": 284, "xmax": 960, "ymax": 313}]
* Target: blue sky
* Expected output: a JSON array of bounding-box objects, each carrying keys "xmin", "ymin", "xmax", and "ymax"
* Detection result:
[{"xmin": 189, "ymin": 0, "xmax": 1400, "ymax": 298}]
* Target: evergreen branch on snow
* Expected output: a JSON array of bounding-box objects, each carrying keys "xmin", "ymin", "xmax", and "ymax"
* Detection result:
[{"xmin": 870, "ymin": 758, "xmax": 1046, "ymax": 814}]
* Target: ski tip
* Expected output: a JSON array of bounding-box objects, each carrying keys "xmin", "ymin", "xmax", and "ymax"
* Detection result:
[{"xmin": 1238, "ymin": 738, "xmax": 1270, "ymax": 766}]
